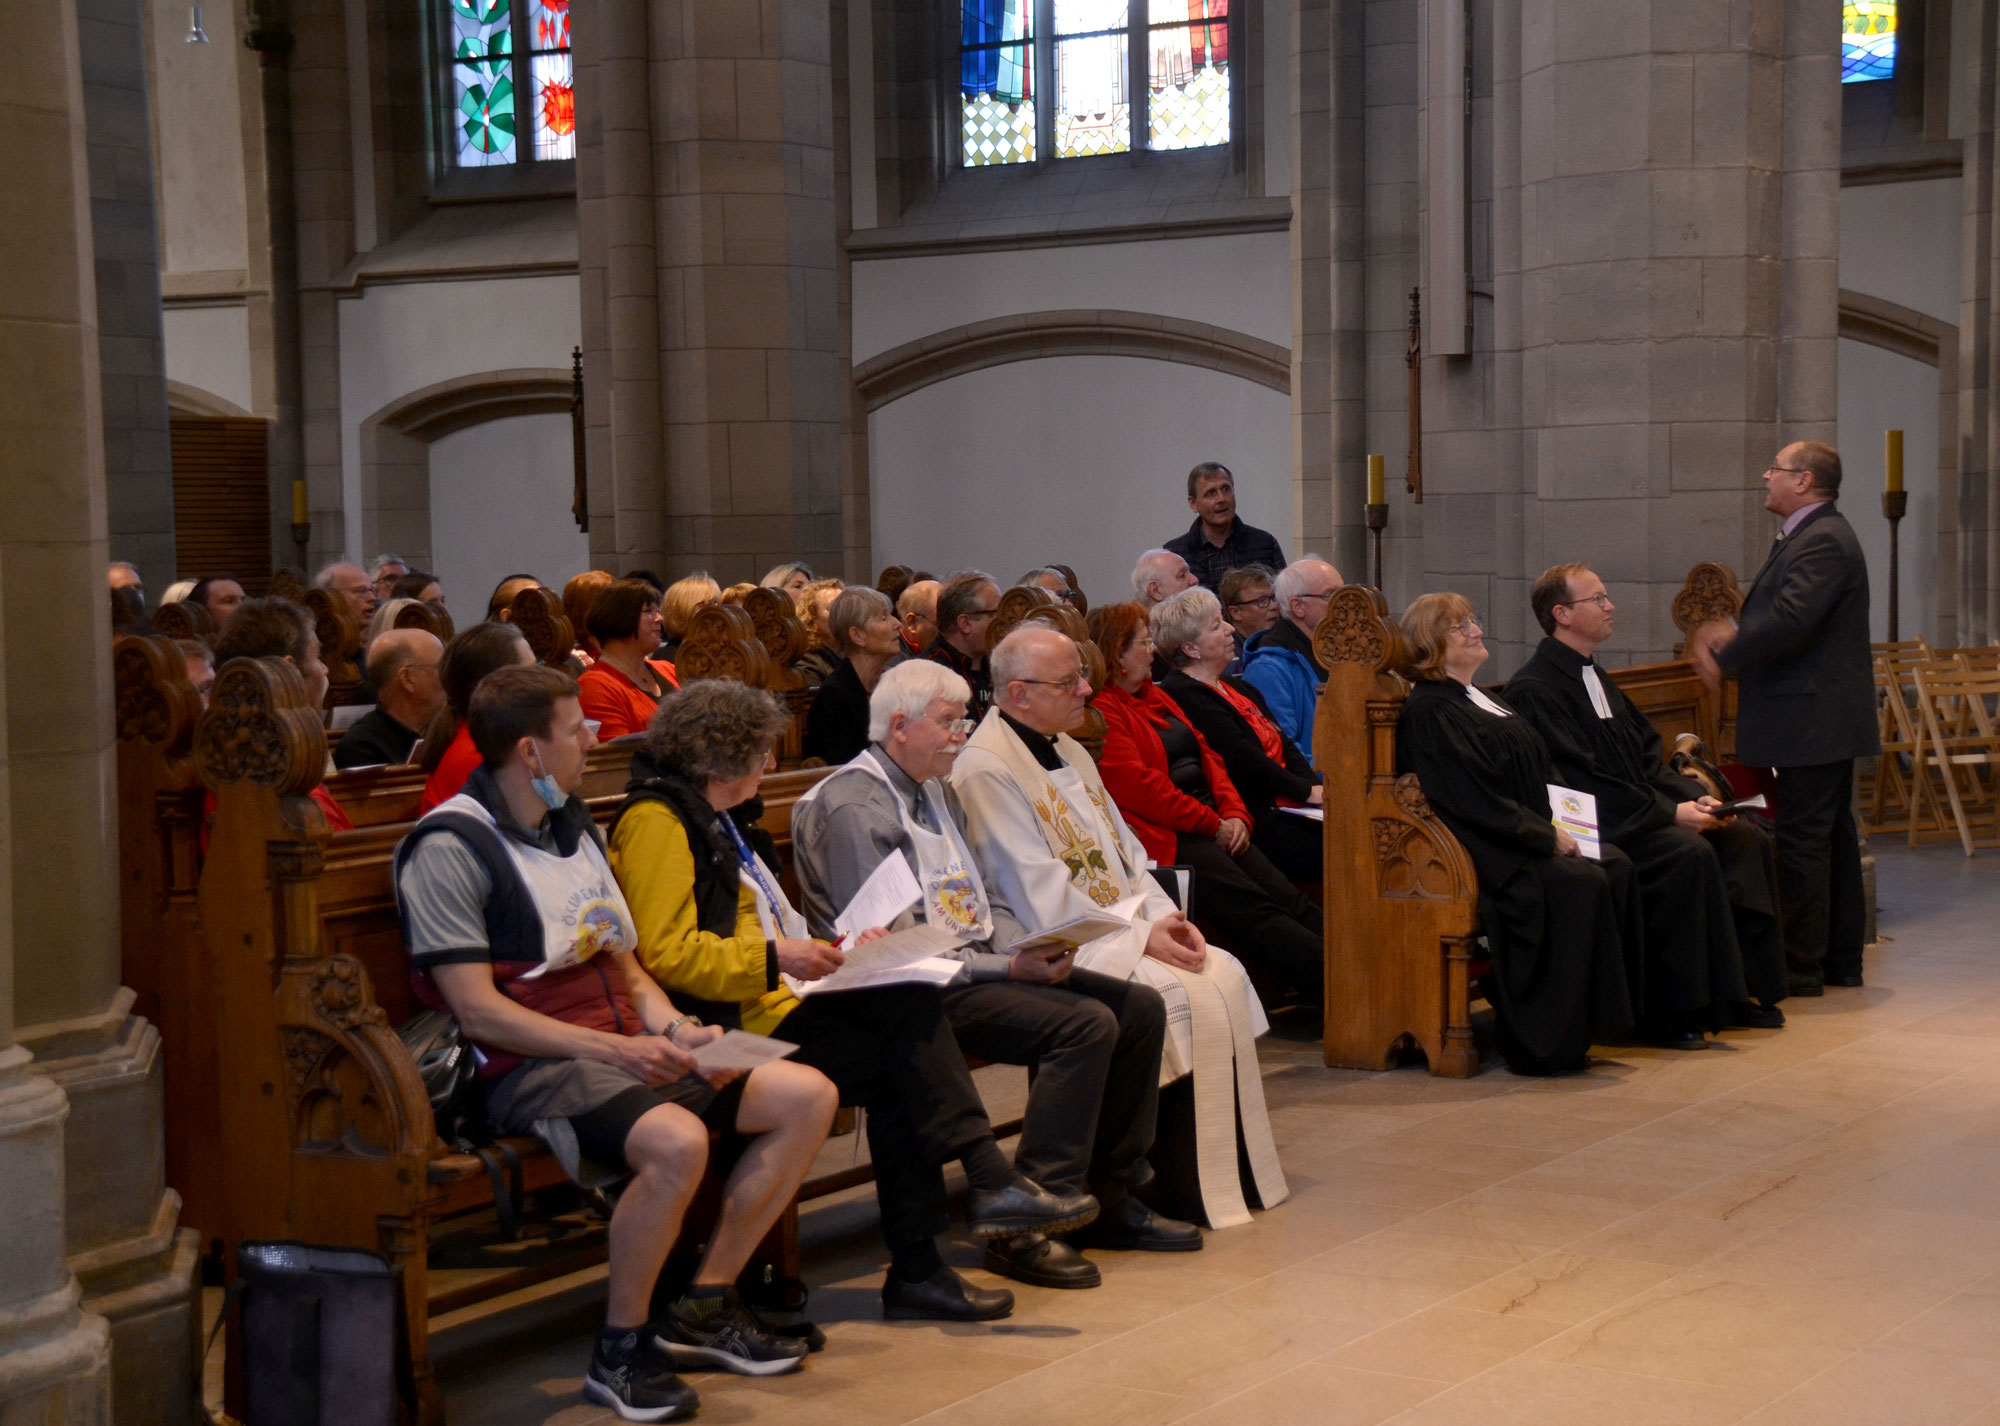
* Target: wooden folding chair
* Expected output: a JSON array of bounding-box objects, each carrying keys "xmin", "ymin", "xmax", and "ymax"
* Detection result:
[
  {"xmin": 1868, "ymin": 645, "xmax": 1948, "ymax": 838},
  {"xmin": 1910, "ymin": 662, "xmax": 2000, "ymax": 856}
]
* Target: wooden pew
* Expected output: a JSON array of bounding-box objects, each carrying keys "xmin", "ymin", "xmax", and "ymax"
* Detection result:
[
  {"xmin": 189, "ymin": 655, "xmax": 837, "ymax": 1422},
  {"xmin": 1314, "ymin": 565, "xmax": 1744, "ymax": 1076}
]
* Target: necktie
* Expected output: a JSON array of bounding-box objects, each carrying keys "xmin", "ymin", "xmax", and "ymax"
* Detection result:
[{"xmin": 1581, "ymin": 664, "xmax": 1614, "ymax": 720}]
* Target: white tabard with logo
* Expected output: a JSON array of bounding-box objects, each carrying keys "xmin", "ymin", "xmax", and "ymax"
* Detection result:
[{"xmin": 437, "ymin": 793, "xmax": 637, "ymax": 975}]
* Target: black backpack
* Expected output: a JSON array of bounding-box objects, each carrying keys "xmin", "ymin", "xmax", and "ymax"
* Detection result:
[{"xmin": 397, "ymin": 1011, "xmax": 530, "ymax": 1238}]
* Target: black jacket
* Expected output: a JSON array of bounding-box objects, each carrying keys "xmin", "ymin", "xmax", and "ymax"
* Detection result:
[
  {"xmin": 1158, "ymin": 670, "xmax": 1318, "ymax": 818},
  {"xmin": 1715, "ymin": 502, "xmax": 1879, "ymax": 767},
  {"xmin": 802, "ymin": 656, "xmax": 871, "ymax": 765},
  {"xmin": 332, "ymin": 705, "xmax": 423, "ymax": 769}
]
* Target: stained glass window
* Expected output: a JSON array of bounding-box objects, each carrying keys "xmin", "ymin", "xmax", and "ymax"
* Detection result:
[
  {"xmin": 1054, "ymin": 0, "xmax": 1130, "ymax": 158},
  {"xmin": 958, "ymin": 0, "xmax": 1230, "ymax": 167},
  {"xmin": 451, "ymin": 0, "xmax": 514, "ymax": 166},
  {"xmin": 962, "ymin": 1, "xmax": 1035, "ymax": 166},
  {"xmin": 1148, "ymin": 0, "xmax": 1228, "ymax": 150},
  {"xmin": 444, "ymin": 0, "xmax": 572, "ymax": 171},
  {"xmin": 528, "ymin": 0, "xmax": 574, "ymax": 160},
  {"xmin": 1842, "ymin": 0, "xmax": 1895, "ymax": 83}
]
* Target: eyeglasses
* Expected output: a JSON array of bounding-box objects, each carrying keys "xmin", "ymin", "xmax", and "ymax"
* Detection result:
[
  {"xmin": 1447, "ymin": 616, "xmax": 1482, "ymax": 637},
  {"xmin": 1230, "ymin": 594, "xmax": 1277, "ymax": 610},
  {"xmin": 1764, "ymin": 464, "xmax": 1810, "ymax": 477},
  {"xmin": 582, "ymin": 719, "xmax": 602, "ymax": 737},
  {"xmin": 1017, "ymin": 673, "xmax": 1087, "ymax": 692},
  {"xmin": 1559, "ymin": 593, "xmax": 1613, "ymax": 611},
  {"xmin": 1299, "ymin": 589, "xmax": 1341, "ymax": 603},
  {"xmin": 929, "ymin": 715, "xmax": 975, "ymax": 736},
  {"xmin": 968, "ymin": 607, "xmax": 1000, "ymax": 619}
]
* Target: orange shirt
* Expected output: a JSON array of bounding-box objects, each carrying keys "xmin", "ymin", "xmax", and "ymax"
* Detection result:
[
  {"xmin": 420, "ymin": 722, "xmax": 480, "ymax": 814},
  {"xmin": 577, "ymin": 659, "xmax": 679, "ymax": 740}
]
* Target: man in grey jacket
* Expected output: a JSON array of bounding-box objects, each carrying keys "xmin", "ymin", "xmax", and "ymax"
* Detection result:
[
  {"xmin": 792, "ymin": 660, "xmax": 1194, "ymax": 1290},
  {"xmin": 1692, "ymin": 439, "xmax": 1880, "ymax": 995}
]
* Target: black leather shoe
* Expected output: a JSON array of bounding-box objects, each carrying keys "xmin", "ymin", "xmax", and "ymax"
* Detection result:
[
  {"xmin": 1825, "ymin": 971, "xmax": 1865, "ymax": 988},
  {"xmin": 984, "ymin": 1233, "xmax": 1101, "ymax": 1289},
  {"xmin": 1727, "ymin": 1001, "xmax": 1786, "ymax": 1029},
  {"xmin": 1788, "ymin": 973, "xmax": 1825, "ymax": 997},
  {"xmin": 1069, "ymin": 1195, "xmax": 1203, "ymax": 1253},
  {"xmin": 1653, "ymin": 1029, "xmax": 1710, "ymax": 1051},
  {"xmin": 881, "ymin": 1265, "xmax": 1014, "ymax": 1322},
  {"xmin": 965, "ymin": 1176, "xmax": 1099, "ymax": 1240}
]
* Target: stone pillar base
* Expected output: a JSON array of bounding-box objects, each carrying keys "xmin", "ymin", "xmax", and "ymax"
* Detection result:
[
  {"xmin": 0, "ymin": 1282, "xmax": 111, "ymax": 1426},
  {"xmin": 15, "ymin": 996, "xmax": 200, "ymax": 1424},
  {"xmin": 0, "ymin": 1048, "xmax": 111, "ymax": 1425}
]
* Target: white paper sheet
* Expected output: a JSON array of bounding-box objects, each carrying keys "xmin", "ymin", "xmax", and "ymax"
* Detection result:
[
  {"xmin": 785, "ymin": 951, "xmax": 964, "ymax": 998},
  {"xmin": 784, "ymin": 924, "xmax": 966, "ymax": 997},
  {"xmin": 1547, "ymin": 783, "xmax": 1603, "ymax": 860},
  {"xmin": 329, "ymin": 703, "xmax": 374, "ymax": 732},
  {"xmin": 1278, "ymin": 805, "xmax": 1325, "ymax": 821},
  {"xmin": 1012, "ymin": 892, "xmax": 1150, "ymax": 954},
  {"xmin": 691, "ymin": 1030, "xmax": 798, "ymax": 1072},
  {"xmin": 832, "ymin": 851, "xmax": 922, "ymax": 939}
]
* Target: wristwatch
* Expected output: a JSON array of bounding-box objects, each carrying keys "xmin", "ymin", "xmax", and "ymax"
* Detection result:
[{"xmin": 663, "ymin": 1014, "xmax": 703, "ymax": 1046}]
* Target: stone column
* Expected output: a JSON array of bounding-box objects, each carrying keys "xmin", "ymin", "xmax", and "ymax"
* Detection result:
[
  {"xmin": 1419, "ymin": 0, "xmax": 1840, "ymax": 667},
  {"xmin": 1960, "ymin": 0, "xmax": 2000, "ymax": 642},
  {"xmin": 1291, "ymin": 0, "xmax": 1370, "ymax": 574},
  {"xmin": 577, "ymin": 0, "xmax": 848, "ymax": 582},
  {"xmin": 0, "ymin": 1, "xmax": 120, "ymax": 1421},
  {"xmin": 1, "ymin": 0, "xmax": 201, "ymax": 1419},
  {"xmin": 80, "ymin": 0, "xmax": 178, "ymax": 600}
]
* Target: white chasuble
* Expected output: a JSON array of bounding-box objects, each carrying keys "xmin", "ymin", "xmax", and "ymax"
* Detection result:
[{"xmin": 951, "ymin": 710, "xmax": 1287, "ymax": 1227}]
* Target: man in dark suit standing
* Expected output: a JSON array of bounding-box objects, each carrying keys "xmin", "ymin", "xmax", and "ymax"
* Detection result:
[{"xmin": 1690, "ymin": 440, "xmax": 1879, "ymax": 996}]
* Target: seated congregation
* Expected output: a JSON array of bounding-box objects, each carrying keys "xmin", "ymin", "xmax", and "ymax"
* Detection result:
[{"xmin": 110, "ymin": 490, "xmax": 1806, "ymax": 1424}]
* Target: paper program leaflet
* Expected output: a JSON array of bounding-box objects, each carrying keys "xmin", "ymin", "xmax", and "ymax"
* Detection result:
[
  {"xmin": 690, "ymin": 1030, "xmax": 798, "ymax": 1073},
  {"xmin": 783, "ymin": 923, "xmax": 967, "ymax": 998},
  {"xmin": 1546, "ymin": 784, "xmax": 1603, "ymax": 860},
  {"xmin": 832, "ymin": 851, "xmax": 922, "ymax": 940}
]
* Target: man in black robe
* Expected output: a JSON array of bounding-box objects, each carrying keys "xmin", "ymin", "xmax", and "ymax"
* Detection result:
[{"xmin": 1505, "ymin": 565, "xmax": 1788, "ymax": 1031}]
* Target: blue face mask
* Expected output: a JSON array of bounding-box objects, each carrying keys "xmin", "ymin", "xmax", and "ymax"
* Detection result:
[{"xmin": 528, "ymin": 746, "xmax": 565, "ymax": 811}]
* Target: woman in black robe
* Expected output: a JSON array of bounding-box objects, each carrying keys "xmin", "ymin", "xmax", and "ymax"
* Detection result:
[{"xmin": 1394, "ymin": 593, "xmax": 1653, "ymax": 1074}]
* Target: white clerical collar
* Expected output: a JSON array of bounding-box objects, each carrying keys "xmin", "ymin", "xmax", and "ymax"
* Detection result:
[
  {"xmin": 1464, "ymin": 685, "xmax": 1512, "ymax": 718},
  {"xmin": 1580, "ymin": 663, "xmax": 1614, "ymax": 720}
]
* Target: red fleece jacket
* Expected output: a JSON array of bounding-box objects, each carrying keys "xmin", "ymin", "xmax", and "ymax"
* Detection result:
[{"xmin": 1092, "ymin": 681, "xmax": 1249, "ymax": 863}]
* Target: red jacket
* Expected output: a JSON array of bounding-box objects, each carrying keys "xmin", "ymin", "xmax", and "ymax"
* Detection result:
[{"xmin": 1093, "ymin": 681, "xmax": 1249, "ymax": 863}]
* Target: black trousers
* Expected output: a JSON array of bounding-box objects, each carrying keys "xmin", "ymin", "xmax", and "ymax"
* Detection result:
[
  {"xmin": 942, "ymin": 969, "xmax": 1165, "ymax": 1204},
  {"xmin": 775, "ymin": 984, "xmax": 991, "ymax": 1251},
  {"xmin": 1173, "ymin": 833, "xmax": 1324, "ymax": 996},
  {"xmin": 1773, "ymin": 759, "xmax": 1866, "ymax": 981}
]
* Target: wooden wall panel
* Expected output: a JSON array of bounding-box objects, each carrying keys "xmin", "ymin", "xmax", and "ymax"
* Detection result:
[{"xmin": 170, "ymin": 417, "xmax": 271, "ymax": 586}]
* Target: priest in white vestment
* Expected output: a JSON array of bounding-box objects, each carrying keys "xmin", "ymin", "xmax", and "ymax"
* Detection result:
[{"xmin": 951, "ymin": 627, "xmax": 1287, "ymax": 1228}]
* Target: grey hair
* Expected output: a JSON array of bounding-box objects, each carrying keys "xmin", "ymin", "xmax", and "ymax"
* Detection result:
[
  {"xmin": 1149, "ymin": 586, "xmax": 1222, "ymax": 670},
  {"xmin": 1129, "ymin": 549, "xmax": 1180, "ymax": 602},
  {"xmin": 646, "ymin": 679, "xmax": 792, "ymax": 786},
  {"xmin": 370, "ymin": 554, "xmax": 408, "ymax": 575},
  {"xmin": 990, "ymin": 625, "xmax": 1071, "ymax": 694},
  {"xmin": 868, "ymin": 659, "xmax": 972, "ymax": 742},
  {"xmin": 1272, "ymin": 557, "xmax": 1330, "ymax": 612},
  {"xmin": 827, "ymin": 585, "xmax": 893, "ymax": 655}
]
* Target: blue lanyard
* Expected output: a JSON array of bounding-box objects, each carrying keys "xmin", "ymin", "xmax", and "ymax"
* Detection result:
[{"xmin": 718, "ymin": 814, "xmax": 787, "ymax": 927}]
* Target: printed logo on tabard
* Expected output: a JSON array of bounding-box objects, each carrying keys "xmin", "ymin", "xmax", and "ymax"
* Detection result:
[
  {"xmin": 564, "ymin": 882, "xmax": 630, "ymax": 955},
  {"xmin": 928, "ymin": 866, "xmax": 985, "ymax": 936}
]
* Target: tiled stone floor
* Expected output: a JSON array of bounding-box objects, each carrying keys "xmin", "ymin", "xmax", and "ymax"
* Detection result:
[{"xmin": 436, "ymin": 842, "xmax": 2000, "ymax": 1426}]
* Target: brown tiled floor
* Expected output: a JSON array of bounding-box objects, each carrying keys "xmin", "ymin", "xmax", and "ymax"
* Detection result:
[{"xmin": 437, "ymin": 843, "xmax": 2000, "ymax": 1425}]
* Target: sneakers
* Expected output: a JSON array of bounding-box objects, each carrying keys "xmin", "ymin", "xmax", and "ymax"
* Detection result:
[
  {"xmin": 585, "ymin": 1330, "xmax": 699, "ymax": 1422},
  {"xmin": 656, "ymin": 1288, "xmax": 810, "ymax": 1376}
]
